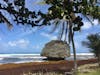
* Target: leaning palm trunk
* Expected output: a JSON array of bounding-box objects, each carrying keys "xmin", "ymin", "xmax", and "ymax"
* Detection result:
[
  {"xmin": 71, "ymin": 32, "xmax": 77, "ymax": 75},
  {"xmin": 98, "ymin": 54, "xmax": 100, "ymax": 67},
  {"xmin": 69, "ymin": 21, "xmax": 77, "ymax": 75}
]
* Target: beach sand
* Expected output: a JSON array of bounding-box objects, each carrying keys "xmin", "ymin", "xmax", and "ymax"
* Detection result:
[{"xmin": 0, "ymin": 59, "xmax": 97, "ymax": 75}]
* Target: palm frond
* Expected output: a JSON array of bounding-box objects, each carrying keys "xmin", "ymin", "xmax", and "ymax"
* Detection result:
[
  {"xmin": 33, "ymin": 0, "xmax": 46, "ymax": 5},
  {"xmin": 0, "ymin": 13, "xmax": 13, "ymax": 30},
  {"xmin": 58, "ymin": 22, "xmax": 65, "ymax": 40},
  {"xmin": 64, "ymin": 23, "xmax": 68, "ymax": 42},
  {"xmin": 83, "ymin": 14, "xmax": 94, "ymax": 25},
  {"xmin": 49, "ymin": 20, "xmax": 60, "ymax": 33},
  {"xmin": 68, "ymin": 21, "xmax": 72, "ymax": 44}
]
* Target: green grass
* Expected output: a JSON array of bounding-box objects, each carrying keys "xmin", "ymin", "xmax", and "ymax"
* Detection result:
[
  {"xmin": 22, "ymin": 72, "xmax": 64, "ymax": 75},
  {"xmin": 78, "ymin": 69, "xmax": 100, "ymax": 75}
]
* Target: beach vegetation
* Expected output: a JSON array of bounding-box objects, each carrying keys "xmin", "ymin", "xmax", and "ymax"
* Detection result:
[
  {"xmin": 78, "ymin": 70, "xmax": 100, "ymax": 75},
  {"xmin": 22, "ymin": 68, "xmax": 100, "ymax": 75},
  {"xmin": 78, "ymin": 68, "xmax": 100, "ymax": 75},
  {"xmin": 82, "ymin": 33, "xmax": 100, "ymax": 67},
  {"xmin": 22, "ymin": 72, "xmax": 64, "ymax": 75}
]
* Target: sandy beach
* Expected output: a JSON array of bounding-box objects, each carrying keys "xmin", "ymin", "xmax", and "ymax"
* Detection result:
[{"xmin": 0, "ymin": 58, "xmax": 97, "ymax": 75}]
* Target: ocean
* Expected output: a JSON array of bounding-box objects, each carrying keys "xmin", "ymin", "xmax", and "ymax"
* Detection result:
[
  {"xmin": 0, "ymin": 53, "xmax": 94, "ymax": 64},
  {"xmin": 0, "ymin": 54, "xmax": 46, "ymax": 64}
]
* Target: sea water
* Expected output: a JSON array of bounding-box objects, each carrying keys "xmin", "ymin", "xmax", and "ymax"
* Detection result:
[
  {"xmin": 0, "ymin": 53, "xmax": 94, "ymax": 64},
  {"xmin": 66, "ymin": 53, "xmax": 94, "ymax": 60},
  {"xmin": 0, "ymin": 54, "xmax": 46, "ymax": 64}
]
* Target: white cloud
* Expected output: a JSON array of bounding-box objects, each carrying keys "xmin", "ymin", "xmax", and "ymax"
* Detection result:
[
  {"xmin": 20, "ymin": 28, "xmax": 38, "ymax": 36},
  {"xmin": 82, "ymin": 20, "xmax": 99, "ymax": 29},
  {"xmin": 93, "ymin": 19, "xmax": 99, "ymax": 25},
  {"xmin": 82, "ymin": 22, "xmax": 92, "ymax": 29},
  {"xmin": 12, "ymin": 27, "xmax": 38, "ymax": 38},
  {"xmin": 40, "ymin": 32, "xmax": 57, "ymax": 40},
  {"xmin": 8, "ymin": 42, "xmax": 16, "ymax": 47},
  {"xmin": 8, "ymin": 39, "xmax": 30, "ymax": 48},
  {"xmin": 32, "ymin": 45, "xmax": 40, "ymax": 49}
]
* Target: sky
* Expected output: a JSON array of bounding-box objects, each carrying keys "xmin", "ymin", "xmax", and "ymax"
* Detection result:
[{"xmin": 0, "ymin": 0, "xmax": 100, "ymax": 54}]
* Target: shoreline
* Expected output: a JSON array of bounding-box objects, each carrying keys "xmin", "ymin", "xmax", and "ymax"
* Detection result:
[
  {"xmin": 0, "ymin": 58, "xmax": 97, "ymax": 75},
  {"xmin": 0, "ymin": 53, "xmax": 94, "ymax": 64}
]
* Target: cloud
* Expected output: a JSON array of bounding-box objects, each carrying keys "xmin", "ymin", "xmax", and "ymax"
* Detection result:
[
  {"xmin": 32, "ymin": 45, "xmax": 40, "ymax": 49},
  {"xmin": 40, "ymin": 32, "xmax": 57, "ymax": 40},
  {"xmin": 8, "ymin": 42, "xmax": 16, "ymax": 47},
  {"xmin": 82, "ymin": 22, "xmax": 92, "ymax": 29},
  {"xmin": 19, "ymin": 28, "xmax": 38, "ymax": 37},
  {"xmin": 93, "ymin": 19, "xmax": 99, "ymax": 25},
  {"xmin": 8, "ymin": 39, "xmax": 30, "ymax": 48},
  {"xmin": 11, "ymin": 26, "xmax": 38, "ymax": 38},
  {"xmin": 82, "ymin": 20, "xmax": 99, "ymax": 29}
]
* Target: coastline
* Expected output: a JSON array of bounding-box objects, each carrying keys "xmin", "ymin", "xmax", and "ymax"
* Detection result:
[
  {"xmin": 0, "ymin": 58, "xmax": 97, "ymax": 75},
  {"xmin": 0, "ymin": 53, "xmax": 94, "ymax": 64}
]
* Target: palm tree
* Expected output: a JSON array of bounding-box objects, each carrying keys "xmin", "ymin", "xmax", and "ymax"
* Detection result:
[
  {"xmin": 82, "ymin": 33, "xmax": 100, "ymax": 67},
  {"xmin": 36, "ymin": 0, "xmax": 100, "ymax": 74}
]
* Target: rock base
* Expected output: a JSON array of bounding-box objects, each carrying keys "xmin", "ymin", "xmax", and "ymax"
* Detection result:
[{"xmin": 43, "ymin": 57, "xmax": 65, "ymax": 61}]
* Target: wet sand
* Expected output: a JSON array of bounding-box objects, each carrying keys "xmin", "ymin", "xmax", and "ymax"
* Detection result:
[{"xmin": 0, "ymin": 59, "xmax": 97, "ymax": 75}]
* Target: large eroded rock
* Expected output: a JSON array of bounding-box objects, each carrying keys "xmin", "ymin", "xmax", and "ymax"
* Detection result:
[{"xmin": 41, "ymin": 40, "xmax": 70, "ymax": 60}]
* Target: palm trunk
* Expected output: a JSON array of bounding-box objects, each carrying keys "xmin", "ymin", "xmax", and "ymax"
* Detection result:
[
  {"xmin": 69, "ymin": 21, "xmax": 77, "ymax": 75},
  {"xmin": 71, "ymin": 32, "xmax": 77, "ymax": 74},
  {"xmin": 98, "ymin": 54, "xmax": 100, "ymax": 67}
]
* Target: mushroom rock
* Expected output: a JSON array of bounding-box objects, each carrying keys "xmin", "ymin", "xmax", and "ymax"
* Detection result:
[{"xmin": 41, "ymin": 40, "xmax": 70, "ymax": 60}]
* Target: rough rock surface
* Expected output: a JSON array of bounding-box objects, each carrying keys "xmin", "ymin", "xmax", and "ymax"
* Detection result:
[{"xmin": 41, "ymin": 40, "xmax": 70, "ymax": 60}]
